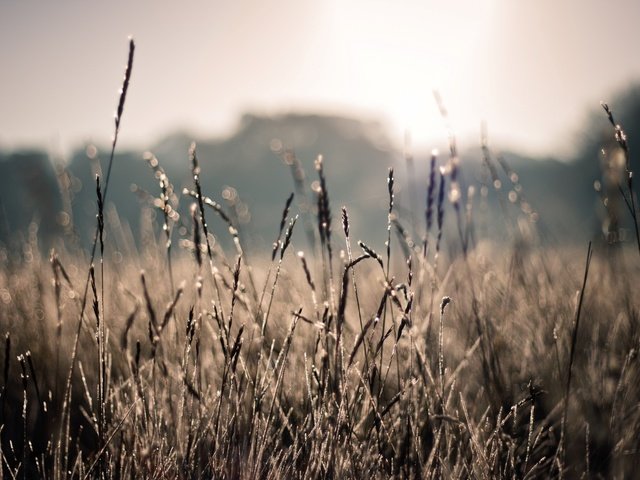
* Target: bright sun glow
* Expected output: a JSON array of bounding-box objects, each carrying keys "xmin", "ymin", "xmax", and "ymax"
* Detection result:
[{"xmin": 329, "ymin": 0, "xmax": 495, "ymax": 145}]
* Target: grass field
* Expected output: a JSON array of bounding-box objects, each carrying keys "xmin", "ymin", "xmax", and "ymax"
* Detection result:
[{"xmin": 1, "ymin": 39, "xmax": 640, "ymax": 479}]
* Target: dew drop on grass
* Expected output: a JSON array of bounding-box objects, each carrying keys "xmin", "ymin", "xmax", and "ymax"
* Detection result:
[
  {"xmin": 85, "ymin": 144, "xmax": 98, "ymax": 159},
  {"xmin": 56, "ymin": 211, "xmax": 70, "ymax": 227},
  {"xmin": 449, "ymin": 186, "xmax": 461, "ymax": 204},
  {"xmin": 270, "ymin": 138, "xmax": 283, "ymax": 153}
]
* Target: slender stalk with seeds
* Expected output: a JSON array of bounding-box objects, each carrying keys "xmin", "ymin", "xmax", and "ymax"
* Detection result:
[
  {"xmin": 94, "ymin": 175, "xmax": 107, "ymax": 464},
  {"xmin": 18, "ymin": 354, "xmax": 28, "ymax": 480},
  {"xmin": 424, "ymin": 151, "xmax": 437, "ymax": 259},
  {"xmin": 60, "ymin": 39, "xmax": 134, "ymax": 476},
  {"xmin": 189, "ymin": 143, "xmax": 225, "ymax": 318},
  {"xmin": 439, "ymin": 296, "xmax": 451, "ymax": 410},
  {"xmin": 144, "ymin": 152, "xmax": 177, "ymax": 294},
  {"xmin": 249, "ymin": 214, "xmax": 299, "ymax": 438},
  {"xmin": 386, "ymin": 168, "xmax": 394, "ymax": 275},
  {"xmin": 256, "ymin": 193, "xmax": 295, "ymax": 319},
  {"xmin": 335, "ymin": 252, "xmax": 371, "ymax": 392},
  {"xmin": 1, "ymin": 332, "xmax": 9, "ymax": 423},
  {"xmin": 262, "ymin": 215, "xmax": 298, "ymax": 337},
  {"xmin": 435, "ymin": 171, "xmax": 446, "ymax": 260},
  {"xmin": 50, "ymin": 252, "xmax": 63, "ymax": 401},
  {"xmin": 601, "ymin": 102, "xmax": 640, "ymax": 256},
  {"xmin": 183, "ymin": 186, "xmax": 259, "ymax": 306},
  {"xmin": 298, "ymin": 250, "xmax": 319, "ymax": 321},
  {"xmin": 341, "ymin": 207, "xmax": 369, "ymax": 373},
  {"xmin": 380, "ymin": 168, "xmax": 402, "ymax": 391},
  {"xmin": 315, "ymin": 156, "xmax": 334, "ymax": 310},
  {"xmin": 282, "ymin": 149, "xmax": 316, "ymax": 253}
]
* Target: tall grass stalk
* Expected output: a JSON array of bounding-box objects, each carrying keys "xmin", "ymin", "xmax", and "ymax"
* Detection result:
[
  {"xmin": 341, "ymin": 207, "xmax": 369, "ymax": 375},
  {"xmin": 57, "ymin": 39, "xmax": 134, "ymax": 479},
  {"xmin": 558, "ymin": 241, "xmax": 593, "ymax": 472},
  {"xmin": 601, "ymin": 102, "xmax": 640, "ymax": 255}
]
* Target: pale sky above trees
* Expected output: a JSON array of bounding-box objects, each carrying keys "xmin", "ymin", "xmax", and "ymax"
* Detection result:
[{"xmin": 2, "ymin": 0, "xmax": 640, "ymax": 157}]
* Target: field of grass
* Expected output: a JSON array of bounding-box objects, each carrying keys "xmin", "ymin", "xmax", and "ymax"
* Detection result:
[{"xmin": 1, "ymin": 40, "xmax": 640, "ymax": 479}]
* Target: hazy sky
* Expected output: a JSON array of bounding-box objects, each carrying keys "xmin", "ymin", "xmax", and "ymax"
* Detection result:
[{"xmin": 2, "ymin": 0, "xmax": 640, "ymax": 157}]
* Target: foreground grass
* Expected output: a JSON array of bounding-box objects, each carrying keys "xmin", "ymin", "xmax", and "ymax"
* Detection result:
[{"xmin": 0, "ymin": 212, "xmax": 639, "ymax": 478}]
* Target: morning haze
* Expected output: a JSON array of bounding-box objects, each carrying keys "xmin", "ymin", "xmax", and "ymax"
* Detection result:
[{"xmin": 2, "ymin": 0, "xmax": 640, "ymax": 156}]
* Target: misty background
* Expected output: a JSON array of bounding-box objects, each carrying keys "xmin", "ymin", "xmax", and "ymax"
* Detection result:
[{"xmin": 2, "ymin": 1, "xmax": 640, "ymax": 254}]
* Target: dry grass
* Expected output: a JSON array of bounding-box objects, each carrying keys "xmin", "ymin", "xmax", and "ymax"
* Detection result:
[
  {"xmin": 2, "ymin": 229, "xmax": 640, "ymax": 478},
  {"xmin": 0, "ymin": 40, "xmax": 639, "ymax": 479}
]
